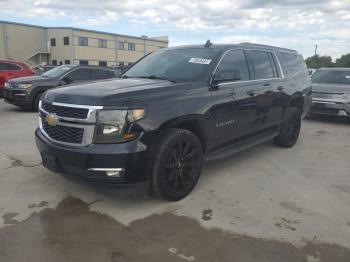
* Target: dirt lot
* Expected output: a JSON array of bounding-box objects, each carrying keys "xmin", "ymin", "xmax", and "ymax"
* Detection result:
[{"xmin": 0, "ymin": 99, "xmax": 350, "ymax": 262}]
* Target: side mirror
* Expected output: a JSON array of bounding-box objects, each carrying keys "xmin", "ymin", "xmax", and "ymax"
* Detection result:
[
  {"xmin": 62, "ymin": 75, "xmax": 74, "ymax": 84},
  {"xmin": 212, "ymin": 69, "xmax": 241, "ymax": 84}
]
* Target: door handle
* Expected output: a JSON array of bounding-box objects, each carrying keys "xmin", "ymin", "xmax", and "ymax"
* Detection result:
[
  {"xmin": 263, "ymin": 83, "xmax": 271, "ymax": 87},
  {"xmin": 247, "ymin": 90, "xmax": 256, "ymax": 96},
  {"xmin": 277, "ymin": 86, "xmax": 284, "ymax": 91}
]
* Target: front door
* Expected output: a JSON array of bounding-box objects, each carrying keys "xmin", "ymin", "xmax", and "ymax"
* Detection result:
[{"xmin": 210, "ymin": 49, "xmax": 258, "ymax": 148}]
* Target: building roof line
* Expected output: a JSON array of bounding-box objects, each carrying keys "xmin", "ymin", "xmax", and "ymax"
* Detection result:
[{"xmin": 0, "ymin": 20, "xmax": 168, "ymax": 43}]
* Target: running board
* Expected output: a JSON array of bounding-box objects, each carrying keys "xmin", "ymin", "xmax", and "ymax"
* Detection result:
[{"xmin": 205, "ymin": 131, "xmax": 279, "ymax": 161}]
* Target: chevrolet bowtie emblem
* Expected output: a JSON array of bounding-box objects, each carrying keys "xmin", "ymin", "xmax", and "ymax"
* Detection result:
[{"xmin": 45, "ymin": 114, "xmax": 59, "ymax": 126}]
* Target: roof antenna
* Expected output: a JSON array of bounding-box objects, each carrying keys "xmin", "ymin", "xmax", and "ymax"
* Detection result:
[{"xmin": 204, "ymin": 40, "xmax": 213, "ymax": 48}]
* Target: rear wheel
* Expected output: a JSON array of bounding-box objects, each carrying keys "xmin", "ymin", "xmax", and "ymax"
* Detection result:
[
  {"xmin": 150, "ymin": 129, "xmax": 203, "ymax": 201},
  {"xmin": 274, "ymin": 107, "xmax": 302, "ymax": 148}
]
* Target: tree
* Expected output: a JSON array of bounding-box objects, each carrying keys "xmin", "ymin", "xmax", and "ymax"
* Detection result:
[
  {"xmin": 335, "ymin": 53, "xmax": 350, "ymax": 67},
  {"xmin": 305, "ymin": 55, "xmax": 334, "ymax": 69}
]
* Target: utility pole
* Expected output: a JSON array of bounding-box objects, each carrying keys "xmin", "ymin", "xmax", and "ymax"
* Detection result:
[{"xmin": 314, "ymin": 44, "xmax": 318, "ymax": 56}]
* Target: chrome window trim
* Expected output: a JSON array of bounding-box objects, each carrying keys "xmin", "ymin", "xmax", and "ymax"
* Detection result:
[{"xmin": 209, "ymin": 48, "xmax": 285, "ymax": 87}]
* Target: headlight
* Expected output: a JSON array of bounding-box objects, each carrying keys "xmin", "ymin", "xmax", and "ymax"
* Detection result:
[
  {"xmin": 17, "ymin": 83, "xmax": 33, "ymax": 89},
  {"xmin": 94, "ymin": 108, "xmax": 146, "ymax": 143}
]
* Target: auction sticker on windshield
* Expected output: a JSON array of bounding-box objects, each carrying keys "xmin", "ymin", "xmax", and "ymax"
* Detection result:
[{"xmin": 189, "ymin": 58, "xmax": 212, "ymax": 65}]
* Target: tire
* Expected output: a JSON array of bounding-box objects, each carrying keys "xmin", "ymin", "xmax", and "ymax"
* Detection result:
[
  {"xmin": 274, "ymin": 107, "xmax": 302, "ymax": 148},
  {"xmin": 33, "ymin": 92, "xmax": 44, "ymax": 112},
  {"xmin": 150, "ymin": 128, "xmax": 203, "ymax": 201}
]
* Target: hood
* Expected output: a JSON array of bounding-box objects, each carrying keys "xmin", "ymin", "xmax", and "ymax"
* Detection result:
[
  {"xmin": 44, "ymin": 78, "xmax": 190, "ymax": 106},
  {"xmin": 312, "ymin": 83, "xmax": 350, "ymax": 94},
  {"xmin": 9, "ymin": 75, "xmax": 56, "ymax": 84}
]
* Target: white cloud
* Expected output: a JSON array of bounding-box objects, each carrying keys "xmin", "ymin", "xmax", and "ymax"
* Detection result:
[{"xmin": 0, "ymin": 0, "xmax": 349, "ymax": 58}]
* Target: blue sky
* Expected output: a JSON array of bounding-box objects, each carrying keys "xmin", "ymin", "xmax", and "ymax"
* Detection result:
[{"xmin": 0, "ymin": 0, "xmax": 349, "ymax": 59}]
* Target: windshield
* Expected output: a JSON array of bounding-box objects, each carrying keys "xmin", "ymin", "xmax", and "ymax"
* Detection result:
[
  {"xmin": 122, "ymin": 48, "xmax": 218, "ymax": 82},
  {"xmin": 42, "ymin": 65, "xmax": 74, "ymax": 78},
  {"xmin": 312, "ymin": 70, "xmax": 350, "ymax": 85}
]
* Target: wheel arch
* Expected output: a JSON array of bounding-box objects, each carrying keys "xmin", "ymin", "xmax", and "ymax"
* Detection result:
[
  {"xmin": 158, "ymin": 114, "xmax": 208, "ymax": 153},
  {"xmin": 288, "ymin": 92, "xmax": 304, "ymax": 112}
]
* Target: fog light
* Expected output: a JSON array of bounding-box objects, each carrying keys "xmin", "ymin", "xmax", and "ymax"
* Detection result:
[
  {"xmin": 88, "ymin": 168, "xmax": 125, "ymax": 177},
  {"xmin": 106, "ymin": 170, "xmax": 121, "ymax": 177}
]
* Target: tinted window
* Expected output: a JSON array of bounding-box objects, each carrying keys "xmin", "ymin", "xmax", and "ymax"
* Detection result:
[
  {"xmin": 312, "ymin": 70, "xmax": 350, "ymax": 85},
  {"xmin": 79, "ymin": 37, "xmax": 88, "ymax": 46},
  {"xmin": 91, "ymin": 69, "xmax": 112, "ymax": 79},
  {"xmin": 281, "ymin": 53, "xmax": 307, "ymax": 78},
  {"xmin": 215, "ymin": 50, "xmax": 249, "ymax": 82},
  {"xmin": 63, "ymin": 37, "xmax": 69, "ymax": 45},
  {"xmin": 123, "ymin": 48, "xmax": 218, "ymax": 82},
  {"xmin": 68, "ymin": 68, "xmax": 90, "ymax": 81},
  {"xmin": 0, "ymin": 62, "xmax": 21, "ymax": 71},
  {"xmin": 246, "ymin": 50, "xmax": 276, "ymax": 80}
]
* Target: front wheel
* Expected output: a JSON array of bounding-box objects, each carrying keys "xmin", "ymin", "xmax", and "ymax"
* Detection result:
[
  {"xmin": 274, "ymin": 107, "xmax": 302, "ymax": 148},
  {"xmin": 33, "ymin": 92, "xmax": 44, "ymax": 112},
  {"xmin": 150, "ymin": 129, "xmax": 203, "ymax": 201}
]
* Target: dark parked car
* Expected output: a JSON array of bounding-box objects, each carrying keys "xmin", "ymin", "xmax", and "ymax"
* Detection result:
[
  {"xmin": 0, "ymin": 60, "xmax": 35, "ymax": 97},
  {"xmin": 3, "ymin": 65, "xmax": 121, "ymax": 111},
  {"xmin": 35, "ymin": 43, "xmax": 311, "ymax": 201},
  {"xmin": 310, "ymin": 68, "xmax": 350, "ymax": 121}
]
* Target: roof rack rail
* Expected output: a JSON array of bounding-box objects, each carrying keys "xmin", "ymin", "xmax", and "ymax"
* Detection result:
[{"xmin": 239, "ymin": 42, "xmax": 297, "ymax": 53}]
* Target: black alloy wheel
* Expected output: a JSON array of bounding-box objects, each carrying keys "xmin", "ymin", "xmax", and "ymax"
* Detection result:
[{"xmin": 151, "ymin": 129, "xmax": 203, "ymax": 201}]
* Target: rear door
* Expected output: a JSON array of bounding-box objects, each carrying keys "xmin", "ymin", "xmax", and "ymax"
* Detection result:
[
  {"xmin": 210, "ymin": 49, "xmax": 258, "ymax": 147},
  {"xmin": 246, "ymin": 50, "xmax": 285, "ymax": 131}
]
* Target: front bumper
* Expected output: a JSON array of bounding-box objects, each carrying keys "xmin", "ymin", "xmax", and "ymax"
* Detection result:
[
  {"xmin": 2, "ymin": 88, "xmax": 32, "ymax": 108},
  {"xmin": 35, "ymin": 129, "xmax": 150, "ymax": 184},
  {"xmin": 309, "ymin": 99, "xmax": 350, "ymax": 117}
]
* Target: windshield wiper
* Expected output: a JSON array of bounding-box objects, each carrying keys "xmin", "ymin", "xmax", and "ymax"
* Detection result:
[{"xmin": 134, "ymin": 75, "xmax": 177, "ymax": 83}]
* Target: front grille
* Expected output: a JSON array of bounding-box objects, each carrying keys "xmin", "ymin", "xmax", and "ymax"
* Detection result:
[
  {"xmin": 310, "ymin": 107, "xmax": 339, "ymax": 115},
  {"xmin": 8, "ymin": 82, "xmax": 18, "ymax": 89},
  {"xmin": 41, "ymin": 100, "xmax": 89, "ymax": 119},
  {"xmin": 42, "ymin": 120, "xmax": 84, "ymax": 144}
]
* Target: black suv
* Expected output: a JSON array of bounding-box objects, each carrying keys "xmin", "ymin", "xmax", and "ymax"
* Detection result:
[
  {"xmin": 3, "ymin": 65, "xmax": 120, "ymax": 111},
  {"xmin": 35, "ymin": 43, "xmax": 311, "ymax": 201}
]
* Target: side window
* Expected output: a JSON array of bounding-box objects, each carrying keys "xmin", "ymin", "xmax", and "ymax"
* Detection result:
[
  {"xmin": 52, "ymin": 60, "xmax": 57, "ymax": 66},
  {"xmin": 281, "ymin": 53, "xmax": 308, "ymax": 78},
  {"xmin": 68, "ymin": 68, "xmax": 90, "ymax": 81},
  {"xmin": 246, "ymin": 50, "xmax": 277, "ymax": 80},
  {"xmin": 214, "ymin": 49, "xmax": 250, "ymax": 82},
  {"xmin": 5, "ymin": 63, "xmax": 21, "ymax": 71},
  {"xmin": 91, "ymin": 69, "xmax": 111, "ymax": 80}
]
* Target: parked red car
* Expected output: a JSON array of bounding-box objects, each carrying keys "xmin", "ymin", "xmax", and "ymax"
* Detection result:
[{"xmin": 0, "ymin": 60, "xmax": 35, "ymax": 97}]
